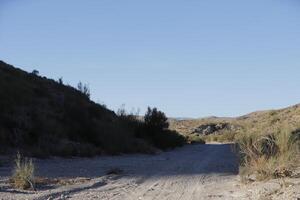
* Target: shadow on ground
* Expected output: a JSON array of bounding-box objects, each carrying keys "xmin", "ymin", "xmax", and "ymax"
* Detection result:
[{"xmin": 0, "ymin": 144, "xmax": 239, "ymax": 179}]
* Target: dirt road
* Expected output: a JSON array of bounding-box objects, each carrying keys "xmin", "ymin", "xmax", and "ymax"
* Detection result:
[{"xmin": 1, "ymin": 144, "xmax": 298, "ymax": 200}]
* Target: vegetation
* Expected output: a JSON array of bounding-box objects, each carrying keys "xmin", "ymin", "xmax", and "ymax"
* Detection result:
[
  {"xmin": 2, "ymin": 60, "xmax": 297, "ymax": 181},
  {"xmin": 186, "ymin": 135, "xmax": 206, "ymax": 144},
  {"xmin": 77, "ymin": 81, "xmax": 90, "ymax": 99},
  {"xmin": 198, "ymin": 130, "xmax": 237, "ymax": 143},
  {"xmin": 137, "ymin": 107, "xmax": 186, "ymax": 149},
  {"xmin": 11, "ymin": 153, "xmax": 35, "ymax": 190},
  {"xmin": 237, "ymin": 125, "xmax": 299, "ymax": 181},
  {"xmin": 0, "ymin": 61, "xmax": 185, "ymax": 157},
  {"xmin": 170, "ymin": 105, "xmax": 300, "ymax": 180},
  {"xmin": 118, "ymin": 106, "xmax": 186, "ymax": 150}
]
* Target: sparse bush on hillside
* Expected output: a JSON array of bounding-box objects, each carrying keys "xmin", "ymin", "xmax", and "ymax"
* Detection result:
[
  {"xmin": 11, "ymin": 153, "xmax": 35, "ymax": 190},
  {"xmin": 31, "ymin": 70, "xmax": 39, "ymax": 76},
  {"xmin": 58, "ymin": 77, "xmax": 63, "ymax": 85},
  {"xmin": 77, "ymin": 81, "xmax": 90, "ymax": 99},
  {"xmin": 117, "ymin": 105, "xmax": 143, "ymax": 134}
]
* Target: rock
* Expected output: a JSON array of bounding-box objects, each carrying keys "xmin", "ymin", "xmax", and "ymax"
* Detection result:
[
  {"xmin": 248, "ymin": 174, "xmax": 257, "ymax": 182},
  {"xmin": 274, "ymin": 168, "xmax": 292, "ymax": 178},
  {"xmin": 193, "ymin": 123, "xmax": 237, "ymax": 135}
]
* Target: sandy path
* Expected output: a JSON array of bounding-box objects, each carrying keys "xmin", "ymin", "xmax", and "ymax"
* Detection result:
[
  {"xmin": 74, "ymin": 144, "xmax": 240, "ymax": 200},
  {"xmin": 0, "ymin": 144, "xmax": 243, "ymax": 199},
  {"xmin": 3, "ymin": 144, "xmax": 296, "ymax": 200}
]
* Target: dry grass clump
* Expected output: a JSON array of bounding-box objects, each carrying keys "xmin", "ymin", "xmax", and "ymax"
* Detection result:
[
  {"xmin": 10, "ymin": 153, "xmax": 35, "ymax": 190},
  {"xmin": 238, "ymin": 127, "xmax": 299, "ymax": 181},
  {"xmin": 201, "ymin": 130, "xmax": 238, "ymax": 143},
  {"xmin": 186, "ymin": 135, "xmax": 206, "ymax": 144}
]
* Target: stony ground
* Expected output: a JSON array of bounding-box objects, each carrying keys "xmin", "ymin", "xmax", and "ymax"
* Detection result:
[{"xmin": 0, "ymin": 144, "xmax": 299, "ymax": 200}]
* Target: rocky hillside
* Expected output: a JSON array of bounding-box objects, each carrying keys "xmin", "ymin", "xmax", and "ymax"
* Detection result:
[
  {"xmin": 169, "ymin": 117, "xmax": 236, "ymax": 139},
  {"xmin": 170, "ymin": 104, "xmax": 300, "ymax": 140}
]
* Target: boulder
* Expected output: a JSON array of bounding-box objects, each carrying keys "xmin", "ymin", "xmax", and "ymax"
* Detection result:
[{"xmin": 193, "ymin": 123, "xmax": 235, "ymax": 135}]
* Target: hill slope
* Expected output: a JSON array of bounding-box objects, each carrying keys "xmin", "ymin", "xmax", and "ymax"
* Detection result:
[
  {"xmin": 170, "ymin": 105, "xmax": 300, "ymax": 180},
  {"xmin": 170, "ymin": 104, "xmax": 300, "ymax": 140},
  {"xmin": 0, "ymin": 61, "xmax": 184, "ymax": 157}
]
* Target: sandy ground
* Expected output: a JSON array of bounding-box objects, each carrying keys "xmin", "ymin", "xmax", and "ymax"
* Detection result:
[{"xmin": 0, "ymin": 144, "xmax": 299, "ymax": 200}]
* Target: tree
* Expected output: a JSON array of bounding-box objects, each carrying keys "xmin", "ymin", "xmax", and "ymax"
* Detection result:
[{"xmin": 144, "ymin": 107, "xmax": 169, "ymax": 131}]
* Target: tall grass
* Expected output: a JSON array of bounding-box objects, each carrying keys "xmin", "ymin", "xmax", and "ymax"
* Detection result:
[
  {"xmin": 237, "ymin": 126, "xmax": 299, "ymax": 181},
  {"xmin": 193, "ymin": 109, "xmax": 300, "ymax": 181}
]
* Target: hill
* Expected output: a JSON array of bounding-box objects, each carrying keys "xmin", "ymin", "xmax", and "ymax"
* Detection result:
[
  {"xmin": 170, "ymin": 105, "xmax": 300, "ymax": 180},
  {"xmin": 0, "ymin": 61, "xmax": 185, "ymax": 157},
  {"xmin": 170, "ymin": 104, "xmax": 300, "ymax": 141}
]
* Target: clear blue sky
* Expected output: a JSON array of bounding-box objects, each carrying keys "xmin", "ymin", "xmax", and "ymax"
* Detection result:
[{"xmin": 1, "ymin": 0, "xmax": 300, "ymax": 118}]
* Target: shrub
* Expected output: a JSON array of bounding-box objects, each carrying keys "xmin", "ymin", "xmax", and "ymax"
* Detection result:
[
  {"xmin": 237, "ymin": 129, "xmax": 299, "ymax": 181},
  {"xmin": 117, "ymin": 105, "xmax": 141, "ymax": 126},
  {"xmin": 258, "ymin": 134, "xmax": 278, "ymax": 158},
  {"xmin": 144, "ymin": 107, "xmax": 169, "ymax": 131},
  {"xmin": 290, "ymin": 129, "xmax": 300, "ymax": 150},
  {"xmin": 136, "ymin": 107, "xmax": 186, "ymax": 150},
  {"xmin": 151, "ymin": 129, "xmax": 186, "ymax": 149},
  {"xmin": 187, "ymin": 135, "xmax": 206, "ymax": 144},
  {"xmin": 11, "ymin": 153, "xmax": 35, "ymax": 190},
  {"xmin": 31, "ymin": 70, "xmax": 39, "ymax": 76},
  {"xmin": 77, "ymin": 81, "xmax": 90, "ymax": 99}
]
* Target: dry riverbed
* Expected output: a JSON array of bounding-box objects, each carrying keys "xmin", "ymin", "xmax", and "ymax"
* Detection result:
[{"xmin": 0, "ymin": 144, "xmax": 299, "ymax": 200}]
